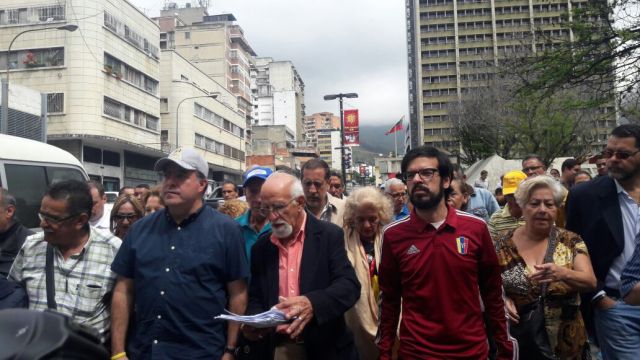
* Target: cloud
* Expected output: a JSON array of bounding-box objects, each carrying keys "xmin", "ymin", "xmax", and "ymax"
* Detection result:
[{"xmin": 131, "ymin": 0, "xmax": 408, "ymax": 125}]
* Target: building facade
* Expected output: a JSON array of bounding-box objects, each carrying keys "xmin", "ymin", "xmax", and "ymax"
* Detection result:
[
  {"xmin": 406, "ymin": 0, "xmax": 615, "ymax": 153},
  {"xmin": 303, "ymin": 112, "xmax": 340, "ymax": 147},
  {"xmin": 159, "ymin": 50, "xmax": 246, "ymax": 183},
  {"xmin": 251, "ymin": 57, "xmax": 306, "ymax": 141},
  {"xmin": 156, "ymin": 6, "xmax": 256, "ymax": 153},
  {"xmin": 1, "ymin": 0, "xmax": 163, "ymax": 190},
  {"xmin": 316, "ymin": 128, "xmax": 341, "ymax": 171}
]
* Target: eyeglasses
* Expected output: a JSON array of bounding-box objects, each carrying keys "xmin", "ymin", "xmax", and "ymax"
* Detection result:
[
  {"xmin": 38, "ymin": 212, "xmax": 78, "ymax": 224},
  {"xmin": 522, "ymin": 165, "xmax": 544, "ymax": 173},
  {"xmin": 388, "ymin": 191, "xmax": 406, "ymax": 199},
  {"xmin": 258, "ymin": 198, "xmax": 297, "ymax": 217},
  {"xmin": 403, "ymin": 168, "xmax": 439, "ymax": 182},
  {"xmin": 601, "ymin": 149, "xmax": 640, "ymax": 160},
  {"xmin": 114, "ymin": 213, "xmax": 139, "ymax": 222},
  {"xmin": 302, "ymin": 180, "xmax": 325, "ymax": 189}
]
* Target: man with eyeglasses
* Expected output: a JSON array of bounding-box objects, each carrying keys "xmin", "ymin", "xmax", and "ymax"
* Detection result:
[
  {"xmin": 241, "ymin": 172, "xmax": 360, "ymax": 360},
  {"xmin": 521, "ymin": 154, "xmax": 547, "ymax": 178},
  {"xmin": 378, "ymin": 146, "xmax": 515, "ymax": 360},
  {"xmin": 566, "ymin": 124, "xmax": 640, "ymax": 359},
  {"xmin": 328, "ymin": 171, "xmax": 345, "ymax": 199},
  {"xmin": 110, "ymin": 148, "xmax": 249, "ymax": 360},
  {"xmin": 0, "ymin": 188, "xmax": 34, "ymax": 278},
  {"xmin": 8, "ymin": 180, "xmax": 121, "ymax": 342},
  {"xmin": 236, "ymin": 166, "xmax": 273, "ymax": 264},
  {"xmin": 300, "ymin": 159, "xmax": 345, "ymax": 227},
  {"xmin": 384, "ymin": 178, "xmax": 410, "ymax": 220}
]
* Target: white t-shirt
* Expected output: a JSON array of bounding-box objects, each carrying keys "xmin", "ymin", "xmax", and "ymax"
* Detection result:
[{"xmin": 89, "ymin": 208, "xmax": 111, "ymax": 234}]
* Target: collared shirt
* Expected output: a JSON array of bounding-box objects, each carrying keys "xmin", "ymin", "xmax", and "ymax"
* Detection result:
[
  {"xmin": 89, "ymin": 209, "xmax": 111, "ymax": 234},
  {"xmin": 487, "ymin": 204, "xmax": 525, "ymax": 241},
  {"xmin": 111, "ymin": 206, "xmax": 249, "ymax": 360},
  {"xmin": 395, "ymin": 204, "xmax": 410, "ymax": 221},
  {"xmin": 270, "ymin": 212, "xmax": 307, "ymax": 299},
  {"xmin": 606, "ymin": 180, "xmax": 640, "ymax": 289},
  {"xmin": 9, "ymin": 228, "xmax": 121, "ymax": 341},
  {"xmin": 236, "ymin": 210, "xmax": 272, "ymax": 265},
  {"xmin": 317, "ymin": 198, "xmax": 337, "ymax": 223},
  {"xmin": 474, "ymin": 178, "xmax": 489, "ymax": 190},
  {"xmin": 621, "ymin": 242, "xmax": 640, "ymax": 298},
  {"xmin": 378, "ymin": 206, "xmax": 514, "ymax": 360}
]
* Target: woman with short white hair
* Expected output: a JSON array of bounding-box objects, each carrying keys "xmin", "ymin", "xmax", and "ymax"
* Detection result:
[
  {"xmin": 342, "ymin": 186, "xmax": 394, "ymax": 359},
  {"xmin": 494, "ymin": 175, "xmax": 596, "ymax": 359}
]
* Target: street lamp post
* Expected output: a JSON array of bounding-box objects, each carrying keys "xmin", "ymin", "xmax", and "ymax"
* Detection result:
[
  {"xmin": 323, "ymin": 92, "xmax": 358, "ymax": 184},
  {"xmin": 175, "ymin": 94, "xmax": 219, "ymax": 148},
  {"xmin": 1, "ymin": 24, "xmax": 78, "ymax": 135}
]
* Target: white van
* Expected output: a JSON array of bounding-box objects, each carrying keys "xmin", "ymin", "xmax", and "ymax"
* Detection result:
[{"xmin": 0, "ymin": 134, "xmax": 89, "ymax": 228}]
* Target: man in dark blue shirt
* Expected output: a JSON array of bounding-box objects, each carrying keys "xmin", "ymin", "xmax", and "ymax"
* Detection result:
[{"xmin": 110, "ymin": 148, "xmax": 249, "ymax": 360}]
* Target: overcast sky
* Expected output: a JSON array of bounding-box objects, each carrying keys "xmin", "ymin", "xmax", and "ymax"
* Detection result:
[{"xmin": 131, "ymin": 0, "xmax": 409, "ymax": 128}]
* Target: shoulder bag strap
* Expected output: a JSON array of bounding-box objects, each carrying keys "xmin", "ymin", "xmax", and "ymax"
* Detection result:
[
  {"xmin": 539, "ymin": 227, "xmax": 559, "ymax": 298},
  {"xmin": 46, "ymin": 244, "xmax": 57, "ymax": 310}
]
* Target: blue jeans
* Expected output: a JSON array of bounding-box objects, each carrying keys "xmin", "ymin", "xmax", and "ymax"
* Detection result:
[{"xmin": 594, "ymin": 300, "xmax": 640, "ymax": 360}]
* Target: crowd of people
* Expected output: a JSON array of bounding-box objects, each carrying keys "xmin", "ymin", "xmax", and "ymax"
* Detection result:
[{"xmin": 1, "ymin": 124, "xmax": 640, "ymax": 359}]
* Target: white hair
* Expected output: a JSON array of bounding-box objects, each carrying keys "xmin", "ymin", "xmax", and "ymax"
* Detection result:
[
  {"xmin": 514, "ymin": 175, "xmax": 566, "ymax": 208},
  {"xmin": 291, "ymin": 178, "xmax": 304, "ymax": 199},
  {"xmin": 384, "ymin": 178, "xmax": 405, "ymax": 193}
]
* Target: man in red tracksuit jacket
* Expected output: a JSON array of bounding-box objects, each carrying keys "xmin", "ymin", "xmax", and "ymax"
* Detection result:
[{"xmin": 377, "ymin": 146, "xmax": 517, "ymax": 360}]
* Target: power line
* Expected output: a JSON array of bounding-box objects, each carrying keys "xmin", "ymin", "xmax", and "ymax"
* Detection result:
[{"xmin": 62, "ymin": 0, "xmax": 100, "ymax": 63}]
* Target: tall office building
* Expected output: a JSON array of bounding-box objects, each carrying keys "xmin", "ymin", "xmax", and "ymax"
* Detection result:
[
  {"xmin": 250, "ymin": 57, "xmax": 306, "ymax": 141},
  {"xmin": 303, "ymin": 112, "xmax": 340, "ymax": 147},
  {"xmin": 156, "ymin": 4, "xmax": 256, "ymax": 150},
  {"xmin": 406, "ymin": 0, "xmax": 615, "ymax": 153},
  {"xmin": 1, "ymin": 0, "xmax": 163, "ymax": 189}
]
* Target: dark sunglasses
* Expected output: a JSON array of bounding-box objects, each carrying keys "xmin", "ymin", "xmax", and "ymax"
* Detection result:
[
  {"xmin": 114, "ymin": 213, "xmax": 139, "ymax": 221},
  {"xmin": 601, "ymin": 149, "xmax": 640, "ymax": 160}
]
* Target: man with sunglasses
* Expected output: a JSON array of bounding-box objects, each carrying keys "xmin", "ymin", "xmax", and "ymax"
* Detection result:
[
  {"xmin": 8, "ymin": 180, "xmax": 121, "ymax": 342},
  {"xmin": 566, "ymin": 124, "xmax": 640, "ymax": 359},
  {"xmin": 378, "ymin": 146, "xmax": 515, "ymax": 360},
  {"xmin": 241, "ymin": 172, "xmax": 360, "ymax": 359},
  {"xmin": 300, "ymin": 159, "xmax": 345, "ymax": 227},
  {"xmin": 110, "ymin": 148, "xmax": 249, "ymax": 360}
]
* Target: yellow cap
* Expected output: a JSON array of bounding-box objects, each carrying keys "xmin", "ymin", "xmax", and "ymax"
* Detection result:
[{"xmin": 502, "ymin": 170, "xmax": 527, "ymax": 195}]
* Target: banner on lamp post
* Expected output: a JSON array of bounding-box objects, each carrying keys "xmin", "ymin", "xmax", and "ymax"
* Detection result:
[{"xmin": 343, "ymin": 109, "xmax": 360, "ymax": 146}]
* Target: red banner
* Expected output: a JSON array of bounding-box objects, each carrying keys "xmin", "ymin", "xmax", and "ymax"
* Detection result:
[{"xmin": 343, "ymin": 109, "xmax": 360, "ymax": 146}]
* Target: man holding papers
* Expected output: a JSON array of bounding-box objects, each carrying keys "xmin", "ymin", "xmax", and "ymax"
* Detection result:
[{"xmin": 241, "ymin": 172, "xmax": 360, "ymax": 360}]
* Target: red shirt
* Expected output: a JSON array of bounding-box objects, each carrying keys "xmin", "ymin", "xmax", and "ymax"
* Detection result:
[
  {"xmin": 270, "ymin": 212, "xmax": 307, "ymax": 299},
  {"xmin": 377, "ymin": 206, "xmax": 516, "ymax": 360}
]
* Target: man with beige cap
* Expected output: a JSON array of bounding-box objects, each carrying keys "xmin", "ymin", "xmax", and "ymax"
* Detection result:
[{"xmin": 487, "ymin": 170, "xmax": 528, "ymax": 241}]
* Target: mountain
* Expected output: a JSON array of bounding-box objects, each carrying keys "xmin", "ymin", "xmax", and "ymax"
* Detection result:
[{"xmin": 358, "ymin": 124, "xmax": 405, "ymax": 157}]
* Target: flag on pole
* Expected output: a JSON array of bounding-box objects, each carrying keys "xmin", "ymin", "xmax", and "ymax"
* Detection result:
[{"xmin": 385, "ymin": 117, "xmax": 404, "ymax": 135}]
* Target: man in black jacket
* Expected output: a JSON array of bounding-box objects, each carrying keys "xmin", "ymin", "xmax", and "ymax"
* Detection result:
[
  {"xmin": 566, "ymin": 124, "xmax": 640, "ymax": 360},
  {"xmin": 242, "ymin": 172, "xmax": 360, "ymax": 360},
  {"xmin": 0, "ymin": 188, "xmax": 34, "ymax": 278}
]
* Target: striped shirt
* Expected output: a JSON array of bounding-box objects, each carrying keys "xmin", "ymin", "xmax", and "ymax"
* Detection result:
[
  {"xmin": 487, "ymin": 205, "xmax": 525, "ymax": 241},
  {"xmin": 621, "ymin": 242, "xmax": 640, "ymax": 298},
  {"xmin": 8, "ymin": 228, "xmax": 121, "ymax": 341}
]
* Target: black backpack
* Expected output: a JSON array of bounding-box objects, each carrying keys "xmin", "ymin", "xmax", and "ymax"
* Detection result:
[
  {"xmin": 0, "ymin": 278, "xmax": 27, "ymax": 310},
  {"xmin": 0, "ymin": 308, "xmax": 109, "ymax": 360}
]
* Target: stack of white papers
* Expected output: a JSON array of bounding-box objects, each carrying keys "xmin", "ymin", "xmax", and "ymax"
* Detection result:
[{"xmin": 215, "ymin": 307, "xmax": 291, "ymax": 328}]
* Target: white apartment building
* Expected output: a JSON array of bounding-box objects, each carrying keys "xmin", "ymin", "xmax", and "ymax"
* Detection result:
[
  {"xmin": 0, "ymin": 0, "xmax": 162, "ymax": 190},
  {"xmin": 316, "ymin": 128, "xmax": 342, "ymax": 172},
  {"xmin": 303, "ymin": 112, "xmax": 340, "ymax": 147},
  {"xmin": 159, "ymin": 50, "xmax": 246, "ymax": 183},
  {"xmin": 251, "ymin": 57, "xmax": 305, "ymax": 141}
]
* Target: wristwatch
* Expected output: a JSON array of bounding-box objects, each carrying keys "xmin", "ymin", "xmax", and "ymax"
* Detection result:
[{"xmin": 224, "ymin": 347, "xmax": 237, "ymax": 356}]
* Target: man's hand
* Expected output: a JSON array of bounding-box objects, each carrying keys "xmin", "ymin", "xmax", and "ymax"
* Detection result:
[
  {"xmin": 595, "ymin": 296, "xmax": 617, "ymax": 310},
  {"xmin": 275, "ymin": 296, "xmax": 314, "ymax": 339},
  {"xmin": 221, "ymin": 352, "xmax": 234, "ymax": 360},
  {"xmin": 624, "ymin": 283, "xmax": 640, "ymax": 306}
]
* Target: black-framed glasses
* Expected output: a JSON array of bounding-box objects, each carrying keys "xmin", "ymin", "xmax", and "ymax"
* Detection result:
[
  {"xmin": 114, "ymin": 213, "xmax": 139, "ymax": 222},
  {"xmin": 601, "ymin": 149, "xmax": 640, "ymax": 160},
  {"xmin": 403, "ymin": 168, "xmax": 439, "ymax": 182},
  {"xmin": 38, "ymin": 212, "xmax": 78, "ymax": 224},
  {"xmin": 258, "ymin": 198, "xmax": 296, "ymax": 217}
]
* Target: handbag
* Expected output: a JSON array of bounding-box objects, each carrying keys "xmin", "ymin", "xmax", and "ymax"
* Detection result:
[{"xmin": 509, "ymin": 228, "xmax": 559, "ymax": 360}]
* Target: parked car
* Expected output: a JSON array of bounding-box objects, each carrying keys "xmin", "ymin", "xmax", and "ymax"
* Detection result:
[
  {"xmin": 0, "ymin": 134, "xmax": 89, "ymax": 228},
  {"xmin": 205, "ymin": 185, "xmax": 244, "ymax": 209}
]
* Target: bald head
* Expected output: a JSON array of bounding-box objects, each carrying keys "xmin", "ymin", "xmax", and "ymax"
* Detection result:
[{"xmin": 261, "ymin": 172, "xmax": 304, "ymax": 202}]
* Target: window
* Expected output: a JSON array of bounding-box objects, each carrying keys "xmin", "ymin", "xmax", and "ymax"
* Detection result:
[
  {"xmin": 146, "ymin": 116, "xmax": 159, "ymax": 131},
  {"xmin": 46, "ymin": 93, "xmax": 64, "ymax": 113},
  {"xmin": 103, "ymin": 150, "xmax": 120, "ymax": 167},
  {"xmin": 104, "ymin": 53, "xmax": 158, "ymax": 95},
  {"xmin": 185, "ymin": 32, "xmax": 191, "ymax": 39},
  {"xmin": 0, "ymin": 47, "xmax": 64, "ymax": 70},
  {"xmin": 160, "ymin": 98, "xmax": 168, "ymax": 112},
  {"xmin": 84, "ymin": 146, "xmax": 102, "ymax": 164},
  {"xmin": 103, "ymin": 97, "xmax": 158, "ymax": 132},
  {"xmin": 104, "ymin": 97, "xmax": 122, "ymax": 118},
  {"xmin": 104, "ymin": 11, "xmax": 159, "ymax": 60}
]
